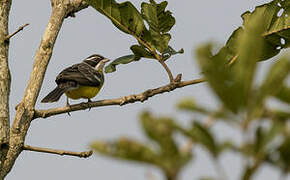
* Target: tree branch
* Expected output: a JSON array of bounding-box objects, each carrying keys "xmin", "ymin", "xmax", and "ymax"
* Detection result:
[
  {"xmin": 23, "ymin": 145, "xmax": 93, "ymax": 158},
  {"xmin": 34, "ymin": 78, "xmax": 206, "ymax": 119},
  {"xmin": 5, "ymin": 23, "xmax": 29, "ymax": 42},
  {"xmin": 2, "ymin": 0, "xmax": 89, "ymax": 178},
  {"xmin": 0, "ymin": 0, "xmax": 12, "ymax": 176},
  {"xmin": 65, "ymin": 0, "xmax": 89, "ymax": 18}
]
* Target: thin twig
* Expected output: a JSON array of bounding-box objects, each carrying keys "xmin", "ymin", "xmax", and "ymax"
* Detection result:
[
  {"xmin": 159, "ymin": 59, "xmax": 174, "ymax": 83},
  {"xmin": 23, "ymin": 145, "xmax": 93, "ymax": 158},
  {"xmin": 34, "ymin": 78, "xmax": 206, "ymax": 119},
  {"xmin": 5, "ymin": 23, "xmax": 29, "ymax": 41}
]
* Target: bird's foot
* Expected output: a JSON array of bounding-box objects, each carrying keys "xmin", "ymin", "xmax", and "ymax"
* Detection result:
[
  {"xmin": 66, "ymin": 98, "xmax": 72, "ymax": 116},
  {"xmin": 87, "ymin": 99, "xmax": 92, "ymax": 111}
]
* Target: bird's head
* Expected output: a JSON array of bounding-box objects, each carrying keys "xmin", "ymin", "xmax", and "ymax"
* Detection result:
[{"xmin": 83, "ymin": 54, "xmax": 110, "ymax": 71}]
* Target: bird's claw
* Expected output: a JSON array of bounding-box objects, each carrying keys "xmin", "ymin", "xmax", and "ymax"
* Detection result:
[{"xmin": 87, "ymin": 99, "xmax": 92, "ymax": 111}]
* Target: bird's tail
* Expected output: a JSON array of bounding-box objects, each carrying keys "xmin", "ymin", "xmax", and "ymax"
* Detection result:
[{"xmin": 41, "ymin": 86, "xmax": 67, "ymax": 103}]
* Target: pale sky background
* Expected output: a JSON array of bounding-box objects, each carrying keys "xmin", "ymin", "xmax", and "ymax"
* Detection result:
[{"xmin": 6, "ymin": 0, "xmax": 288, "ymax": 180}]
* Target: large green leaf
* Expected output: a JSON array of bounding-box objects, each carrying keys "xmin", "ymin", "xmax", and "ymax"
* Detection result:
[
  {"xmin": 142, "ymin": 1, "xmax": 175, "ymax": 33},
  {"xmin": 86, "ymin": 0, "xmax": 154, "ymax": 50},
  {"xmin": 259, "ymin": 56, "xmax": 290, "ymax": 102},
  {"xmin": 141, "ymin": 0, "xmax": 175, "ymax": 53},
  {"xmin": 196, "ymin": 44, "xmax": 241, "ymax": 113},
  {"xmin": 233, "ymin": 11, "xmax": 265, "ymax": 107},
  {"xmin": 214, "ymin": 0, "xmax": 290, "ymax": 63}
]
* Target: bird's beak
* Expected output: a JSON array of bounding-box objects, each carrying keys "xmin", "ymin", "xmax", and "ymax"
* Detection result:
[{"xmin": 102, "ymin": 58, "xmax": 110, "ymax": 63}]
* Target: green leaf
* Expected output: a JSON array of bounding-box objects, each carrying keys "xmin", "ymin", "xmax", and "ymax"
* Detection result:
[
  {"xmin": 253, "ymin": 122, "xmax": 283, "ymax": 155},
  {"xmin": 130, "ymin": 45, "xmax": 155, "ymax": 59},
  {"xmin": 140, "ymin": 112, "xmax": 178, "ymax": 156},
  {"xmin": 86, "ymin": 0, "xmax": 154, "ymax": 50},
  {"xmin": 259, "ymin": 57, "xmax": 290, "ymax": 102},
  {"xmin": 276, "ymin": 86, "xmax": 290, "ymax": 104},
  {"xmin": 196, "ymin": 44, "xmax": 240, "ymax": 113},
  {"xmin": 270, "ymin": 109, "xmax": 290, "ymax": 121},
  {"xmin": 189, "ymin": 121, "xmax": 217, "ymax": 157},
  {"xmin": 214, "ymin": 0, "xmax": 290, "ymax": 63},
  {"xmin": 91, "ymin": 138, "xmax": 158, "ymax": 164},
  {"xmin": 105, "ymin": 55, "xmax": 138, "ymax": 73},
  {"xmin": 162, "ymin": 46, "xmax": 184, "ymax": 61},
  {"xmin": 277, "ymin": 137, "xmax": 290, "ymax": 171},
  {"xmin": 177, "ymin": 98, "xmax": 209, "ymax": 115},
  {"xmin": 142, "ymin": 1, "xmax": 175, "ymax": 33},
  {"xmin": 141, "ymin": 0, "xmax": 175, "ymax": 53},
  {"xmin": 233, "ymin": 11, "xmax": 265, "ymax": 107},
  {"xmin": 261, "ymin": 57, "xmax": 290, "ymax": 96}
]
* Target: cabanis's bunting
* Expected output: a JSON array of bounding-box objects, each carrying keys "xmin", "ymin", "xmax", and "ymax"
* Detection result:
[{"xmin": 41, "ymin": 54, "xmax": 110, "ymax": 107}]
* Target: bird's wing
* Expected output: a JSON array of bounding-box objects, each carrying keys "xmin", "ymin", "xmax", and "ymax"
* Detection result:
[
  {"xmin": 77, "ymin": 63, "xmax": 102, "ymax": 86},
  {"xmin": 55, "ymin": 63, "xmax": 102, "ymax": 87}
]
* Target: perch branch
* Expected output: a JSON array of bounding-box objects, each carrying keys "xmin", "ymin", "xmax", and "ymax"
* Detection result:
[
  {"xmin": 34, "ymin": 78, "xmax": 206, "ymax": 119},
  {"xmin": 23, "ymin": 145, "xmax": 93, "ymax": 158},
  {"xmin": 5, "ymin": 23, "xmax": 29, "ymax": 41}
]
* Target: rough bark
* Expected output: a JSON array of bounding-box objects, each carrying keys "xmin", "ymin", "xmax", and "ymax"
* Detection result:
[
  {"xmin": 0, "ymin": 0, "xmax": 12, "ymax": 176},
  {"xmin": 1, "ymin": 0, "xmax": 88, "ymax": 178}
]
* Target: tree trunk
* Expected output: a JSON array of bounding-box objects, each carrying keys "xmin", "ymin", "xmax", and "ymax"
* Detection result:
[
  {"xmin": 0, "ymin": 0, "xmax": 12, "ymax": 177},
  {"xmin": 1, "ymin": 2, "xmax": 67, "ymax": 178}
]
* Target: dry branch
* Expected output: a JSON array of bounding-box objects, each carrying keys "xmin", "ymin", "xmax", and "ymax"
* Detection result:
[
  {"xmin": 5, "ymin": 23, "xmax": 29, "ymax": 41},
  {"xmin": 23, "ymin": 145, "xmax": 93, "ymax": 158},
  {"xmin": 34, "ymin": 78, "xmax": 206, "ymax": 119}
]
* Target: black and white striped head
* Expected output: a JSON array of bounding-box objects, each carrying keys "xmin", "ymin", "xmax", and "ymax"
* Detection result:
[{"xmin": 83, "ymin": 54, "xmax": 110, "ymax": 70}]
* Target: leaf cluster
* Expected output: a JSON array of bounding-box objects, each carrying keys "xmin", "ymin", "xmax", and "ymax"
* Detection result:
[{"xmin": 85, "ymin": 0, "xmax": 183, "ymax": 73}]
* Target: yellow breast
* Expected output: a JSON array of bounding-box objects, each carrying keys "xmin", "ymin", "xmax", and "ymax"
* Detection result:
[{"xmin": 65, "ymin": 85, "xmax": 102, "ymax": 100}]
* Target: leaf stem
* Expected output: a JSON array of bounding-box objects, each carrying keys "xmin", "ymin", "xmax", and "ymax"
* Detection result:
[{"xmin": 158, "ymin": 59, "xmax": 174, "ymax": 83}]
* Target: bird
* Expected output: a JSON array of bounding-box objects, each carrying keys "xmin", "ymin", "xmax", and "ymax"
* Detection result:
[{"xmin": 41, "ymin": 54, "xmax": 110, "ymax": 108}]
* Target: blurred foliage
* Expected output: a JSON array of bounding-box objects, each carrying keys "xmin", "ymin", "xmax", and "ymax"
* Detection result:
[
  {"xmin": 91, "ymin": 112, "xmax": 192, "ymax": 179},
  {"xmin": 215, "ymin": 0, "xmax": 290, "ymax": 64},
  {"xmin": 89, "ymin": 0, "xmax": 289, "ymax": 180},
  {"xmin": 85, "ymin": 0, "xmax": 183, "ymax": 73}
]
